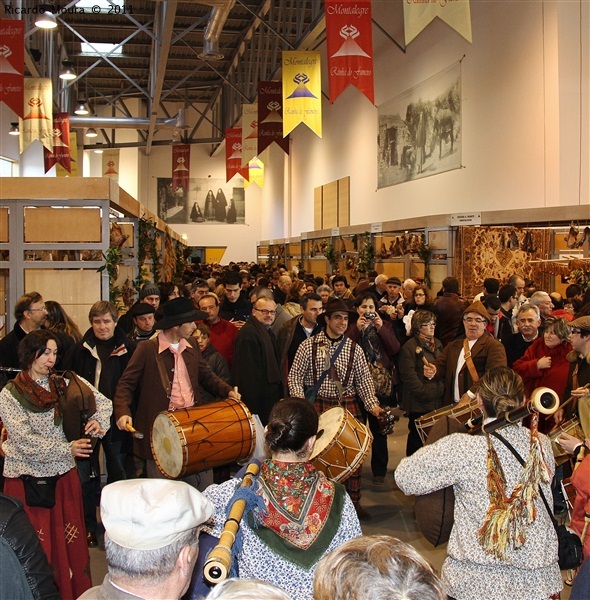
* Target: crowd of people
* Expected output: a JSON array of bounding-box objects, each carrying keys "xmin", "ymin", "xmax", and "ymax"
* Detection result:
[{"xmin": 0, "ymin": 261, "xmax": 589, "ymax": 599}]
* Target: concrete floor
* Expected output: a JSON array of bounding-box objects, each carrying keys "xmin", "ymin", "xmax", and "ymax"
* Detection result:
[{"xmin": 88, "ymin": 416, "xmax": 572, "ymax": 598}]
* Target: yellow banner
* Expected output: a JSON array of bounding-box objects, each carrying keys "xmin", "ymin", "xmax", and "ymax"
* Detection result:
[
  {"xmin": 241, "ymin": 102, "xmax": 258, "ymax": 167},
  {"xmin": 404, "ymin": 0, "xmax": 472, "ymax": 45},
  {"xmin": 19, "ymin": 77, "xmax": 53, "ymax": 153},
  {"xmin": 245, "ymin": 157, "xmax": 264, "ymax": 189},
  {"xmin": 57, "ymin": 130, "xmax": 78, "ymax": 177},
  {"xmin": 282, "ymin": 51, "xmax": 322, "ymax": 138}
]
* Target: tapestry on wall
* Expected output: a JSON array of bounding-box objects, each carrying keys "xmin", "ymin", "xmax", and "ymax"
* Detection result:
[
  {"xmin": 454, "ymin": 226, "xmax": 551, "ymax": 299},
  {"xmin": 157, "ymin": 178, "xmax": 245, "ymax": 225},
  {"xmin": 377, "ymin": 62, "xmax": 461, "ymax": 189}
]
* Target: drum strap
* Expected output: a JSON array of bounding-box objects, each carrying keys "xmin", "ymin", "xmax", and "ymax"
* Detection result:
[
  {"xmin": 463, "ymin": 339, "xmax": 480, "ymax": 385},
  {"xmin": 310, "ymin": 339, "xmax": 346, "ymax": 400}
]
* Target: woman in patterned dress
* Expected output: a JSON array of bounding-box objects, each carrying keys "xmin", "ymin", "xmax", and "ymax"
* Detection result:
[
  {"xmin": 0, "ymin": 330, "xmax": 112, "ymax": 599},
  {"xmin": 202, "ymin": 397, "xmax": 362, "ymax": 600},
  {"xmin": 395, "ymin": 367, "xmax": 562, "ymax": 600}
]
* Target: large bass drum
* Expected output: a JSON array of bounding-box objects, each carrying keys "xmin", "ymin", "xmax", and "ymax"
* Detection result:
[
  {"xmin": 310, "ymin": 407, "xmax": 373, "ymax": 483},
  {"xmin": 151, "ymin": 399, "xmax": 255, "ymax": 478}
]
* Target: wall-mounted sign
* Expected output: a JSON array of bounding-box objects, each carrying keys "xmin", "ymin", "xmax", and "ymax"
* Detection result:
[
  {"xmin": 331, "ymin": 227, "xmax": 340, "ymax": 237},
  {"xmin": 371, "ymin": 222, "xmax": 383, "ymax": 234},
  {"xmin": 451, "ymin": 212, "xmax": 481, "ymax": 226}
]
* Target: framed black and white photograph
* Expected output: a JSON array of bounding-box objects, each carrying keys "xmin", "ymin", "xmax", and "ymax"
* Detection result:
[
  {"xmin": 377, "ymin": 62, "xmax": 462, "ymax": 188},
  {"xmin": 157, "ymin": 178, "xmax": 246, "ymax": 225}
]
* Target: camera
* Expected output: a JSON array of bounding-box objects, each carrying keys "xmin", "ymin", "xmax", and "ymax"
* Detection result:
[{"xmin": 365, "ymin": 312, "xmax": 376, "ymax": 320}]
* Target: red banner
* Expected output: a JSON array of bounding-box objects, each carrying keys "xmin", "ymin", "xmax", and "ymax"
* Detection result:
[
  {"xmin": 43, "ymin": 113, "xmax": 71, "ymax": 173},
  {"xmin": 0, "ymin": 20, "xmax": 24, "ymax": 117},
  {"xmin": 258, "ymin": 81, "xmax": 289, "ymax": 156},
  {"xmin": 225, "ymin": 128, "xmax": 249, "ymax": 182},
  {"xmin": 325, "ymin": 0, "xmax": 374, "ymax": 104},
  {"xmin": 171, "ymin": 144, "xmax": 190, "ymax": 191}
]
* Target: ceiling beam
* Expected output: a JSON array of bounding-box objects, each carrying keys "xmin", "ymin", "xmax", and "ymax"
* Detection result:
[{"xmin": 145, "ymin": 0, "xmax": 178, "ymax": 155}]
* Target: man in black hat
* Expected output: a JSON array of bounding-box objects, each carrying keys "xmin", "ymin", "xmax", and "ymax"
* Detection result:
[
  {"xmin": 118, "ymin": 282, "xmax": 162, "ymax": 334},
  {"xmin": 114, "ymin": 298, "xmax": 238, "ymax": 489},
  {"xmin": 288, "ymin": 298, "xmax": 384, "ymax": 521},
  {"xmin": 128, "ymin": 302, "xmax": 156, "ymax": 343}
]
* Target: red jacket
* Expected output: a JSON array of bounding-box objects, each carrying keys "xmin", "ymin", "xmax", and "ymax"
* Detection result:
[
  {"xmin": 571, "ymin": 453, "xmax": 590, "ymax": 559},
  {"xmin": 513, "ymin": 337, "xmax": 572, "ymax": 399}
]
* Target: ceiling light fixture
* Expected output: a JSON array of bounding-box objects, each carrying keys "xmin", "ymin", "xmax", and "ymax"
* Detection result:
[
  {"xmin": 74, "ymin": 100, "xmax": 89, "ymax": 115},
  {"xmin": 59, "ymin": 60, "xmax": 76, "ymax": 80},
  {"xmin": 35, "ymin": 6, "xmax": 57, "ymax": 29},
  {"xmin": 8, "ymin": 123, "xmax": 20, "ymax": 136},
  {"xmin": 86, "ymin": 127, "xmax": 98, "ymax": 138},
  {"xmin": 93, "ymin": 142, "xmax": 104, "ymax": 154}
]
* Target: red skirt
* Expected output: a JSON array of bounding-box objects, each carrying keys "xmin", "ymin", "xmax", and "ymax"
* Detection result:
[{"xmin": 4, "ymin": 468, "xmax": 92, "ymax": 600}]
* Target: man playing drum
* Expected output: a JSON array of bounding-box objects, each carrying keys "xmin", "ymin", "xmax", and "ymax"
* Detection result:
[
  {"xmin": 114, "ymin": 298, "xmax": 240, "ymax": 489},
  {"xmin": 288, "ymin": 298, "xmax": 384, "ymax": 521}
]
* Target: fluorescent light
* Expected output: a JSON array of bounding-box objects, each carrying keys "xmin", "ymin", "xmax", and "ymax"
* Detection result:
[{"xmin": 80, "ymin": 42, "xmax": 123, "ymax": 56}]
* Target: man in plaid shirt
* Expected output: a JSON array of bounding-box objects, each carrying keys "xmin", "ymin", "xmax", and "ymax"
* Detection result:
[{"xmin": 288, "ymin": 298, "xmax": 384, "ymax": 521}]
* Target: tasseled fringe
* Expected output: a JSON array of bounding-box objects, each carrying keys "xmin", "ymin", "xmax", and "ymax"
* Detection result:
[{"xmin": 477, "ymin": 416, "xmax": 550, "ymax": 561}]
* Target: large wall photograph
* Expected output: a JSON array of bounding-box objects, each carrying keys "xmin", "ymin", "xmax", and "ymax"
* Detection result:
[
  {"xmin": 157, "ymin": 178, "xmax": 246, "ymax": 225},
  {"xmin": 377, "ymin": 62, "xmax": 462, "ymax": 188}
]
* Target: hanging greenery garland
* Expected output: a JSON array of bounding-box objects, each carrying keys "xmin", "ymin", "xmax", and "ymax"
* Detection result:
[{"xmin": 97, "ymin": 245, "xmax": 124, "ymax": 304}]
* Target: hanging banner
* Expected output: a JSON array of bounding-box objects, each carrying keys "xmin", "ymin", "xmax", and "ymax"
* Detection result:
[
  {"xmin": 225, "ymin": 128, "xmax": 249, "ymax": 182},
  {"xmin": 241, "ymin": 102, "xmax": 258, "ymax": 167},
  {"xmin": 282, "ymin": 51, "xmax": 322, "ymax": 138},
  {"xmin": 404, "ymin": 0, "xmax": 472, "ymax": 45},
  {"xmin": 245, "ymin": 157, "xmax": 264, "ymax": 190},
  {"xmin": 0, "ymin": 20, "xmax": 24, "ymax": 117},
  {"xmin": 171, "ymin": 144, "xmax": 190, "ymax": 191},
  {"xmin": 102, "ymin": 148, "xmax": 120, "ymax": 181},
  {"xmin": 19, "ymin": 77, "xmax": 53, "ymax": 153},
  {"xmin": 325, "ymin": 0, "xmax": 374, "ymax": 104},
  {"xmin": 43, "ymin": 113, "xmax": 71, "ymax": 173},
  {"xmin": 258, "ymin": 81, "xmax": 289, "ymax": 155},
  {"xmin": 57, "ymin": 131, "xmax": 78, "ymax": 177}
]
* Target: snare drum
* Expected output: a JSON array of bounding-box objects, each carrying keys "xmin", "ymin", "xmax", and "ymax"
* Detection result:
[
  {"xmin": 151, "ymin": 399, "xmax": 255, "ymax": 479},
  {"xmin": 416, "ymin": 399, "xmax": 481, "ymax": 444},
  {"xmin": 549, "ymin": 417, "xmax": 585, "ymax": 467},
  {"xmin": 310, "ymin": 407, "xmax": 373, "ymax": 483}
]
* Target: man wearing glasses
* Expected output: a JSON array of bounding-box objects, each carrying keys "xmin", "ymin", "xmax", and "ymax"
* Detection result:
[
  {"xmin": 231, "ymin": 297, "xmax": 283, "ymax": 425},
  {"xmin": 555, "ymin": 316, "xmax": 590, "ymax": 434},
  {"xmin": 0, "ymin": 292, "xmax": 47, "ymax": 378},
  {"xmin": 423, "ymin": 300, "xmax": 507, "ymax": 405}
]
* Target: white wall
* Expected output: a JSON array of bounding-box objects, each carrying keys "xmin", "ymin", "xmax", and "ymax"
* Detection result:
[{"xmin": 280, "ymin": 0, "xmax": 589, "ymax": 237}]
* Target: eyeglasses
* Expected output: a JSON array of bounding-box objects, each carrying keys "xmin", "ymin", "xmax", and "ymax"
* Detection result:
[
  {"xmin": 254, "ymin": 308, "xmax": 276, "ymax": 316},
  {"xmin": 414, "ymin": 293, "xmax": 426, "ymax": 297},
  {"xmin": 28, "ymin": 305, "xmax": 47, "ymax": 312},
  {"xmin": 420, "ymin": 322, "xmax": 435, "ymax": 327},
  {"xmin": 463, "ymin": 317, "xmax": 487, "ymax": 324}
]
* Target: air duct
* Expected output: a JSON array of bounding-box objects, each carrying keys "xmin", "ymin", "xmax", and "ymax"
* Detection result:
[
  {"xmin": 69, "ymin": 109, "xmax": 186, "ymax": 130},
  {"xmin": 197, "ymin": 0, "xmax": 236, "ymax": 61}
]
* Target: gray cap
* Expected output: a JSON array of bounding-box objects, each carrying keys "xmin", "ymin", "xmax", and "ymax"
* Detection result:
[{"xmin": 139, "ymin": 283, "xmax": 160, "ymax": 300}]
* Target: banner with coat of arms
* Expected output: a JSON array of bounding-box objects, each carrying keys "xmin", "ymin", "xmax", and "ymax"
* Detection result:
[
  {"xmin": 43, "ymin": 113, "xmax": 71, "ymax": 173},
  {"xmin": 19, "ymin": 77, "xmax": 53, "ymax": 153},
  {"xmin": 172, "ymin": 144, "xmax": 190, "ymax": 191},
  {"xmin": 226, "ymin": 128, "xmax": 249, "ymax": 182},
  {"xmin": 325, "ymin": 0, "xmax": 374, "ymax": 104},
  {"xmin": 102, "ymin": 148, "xmax": 120, "ymax": 181},
  {"xmin": 241, "ymin": 103, "xmax": 258, "ymax": 167},
  {"xmin": 0, "ymin": 20, "xmax": 24, "ymax": 117},
  {"xmin": 282, "ymin": 51, "xmax": 322, "ymax": 138},
  {"xmin": 258, "ymin": 81, "xmax": 289, "ymax": 155}
]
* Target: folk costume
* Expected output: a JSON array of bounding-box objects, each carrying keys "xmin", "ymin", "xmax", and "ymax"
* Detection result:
[
  {"xmin": 203, "ymin": 459, "xmax": 361, "ymax": 600},
  {"xmin": 0, "ymin": 372, "xmax": 111, "ymax": 599}
]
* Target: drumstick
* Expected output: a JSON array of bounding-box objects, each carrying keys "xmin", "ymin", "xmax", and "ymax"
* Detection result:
[
  {"xmin": 415, "ymin": 346, "xmax": 430, "ymax": 366},
  {"xmin": 125, "ymin": 423, "xmax": 145, "ymax": 440},
  {"xmin": 204, "ymin": 461, "xmax": 260, "ymax": 584}
]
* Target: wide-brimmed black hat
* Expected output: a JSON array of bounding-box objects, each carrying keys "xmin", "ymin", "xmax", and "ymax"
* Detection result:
[{"xmin": 156, "ymin": 298, "xmax": 207, "ymax": 330}]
